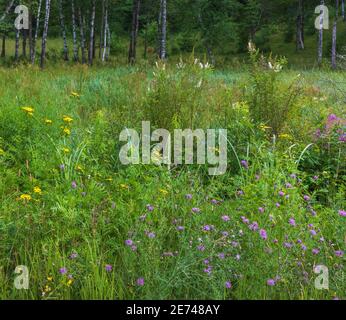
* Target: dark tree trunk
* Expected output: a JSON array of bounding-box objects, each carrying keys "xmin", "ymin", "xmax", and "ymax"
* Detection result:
[
  {"xmin": 128, "ymin": 0, "xmax": 141, "ymax": 64},
  {"xmin": 32, "ymin": 0, "xmax": 42, "ymax": 64},
  {"xmin": 1, "ymin": 35, "xmax": 6, "ymax": 57},
  {"xmin": 78, "ymin": 7, "xmax": 86, "ymax": 64},
  {"xmin": 159, "ymin": 0, "xmax": 167, "ymax": 60},
  {"xmin": 88, "ymin": 0, "xmax": 96, "ymax": 66},
  {"xmin": 15, "ymin": 28, "xmax": 20, "ymax": 61},
  {"xmin": 106, "ymin": 22, "xmax": 110, "ymax": 60},
  {"xmin": 99, "ymin": 0, "xmax": 105, "ymax": 59},
  {"xmin": 22, "ymin": 30, "xmax": 27, "ymax": 58},
  {"xmin": 342, "ymin": 0, "xmax": 345, "ymax": 20},
  {"xmin": 296, "ymin": 0, "xmax": 304, "ymax": 50},
  {"xmin": 29, "ymin": 12, "xmax": 33, "ymax": 61},
  {"xmin": 58, "ymin": 0, "xmax": 69, "ymax": 61},
  {"xmin": 71, "ymin": 0, "xmax": 78, "ymax": 61},
  {"xmin": 40, "ymin": 0, "xmax": 51, "ymax": 69}
]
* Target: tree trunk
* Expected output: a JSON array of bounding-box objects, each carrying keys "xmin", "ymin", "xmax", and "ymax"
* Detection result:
[
  {"xmin": 15, "ymin": 28, "xmax": 20, "ymax": 61},
  {"xmin": 102, "ymin": 0, "xmax": 108, "ymax": 62},
  {"xmin": 0, "ymin": 0, "xmax": 15, "ymax": 22},
  {"xmin": 29, "ymin": 12, "xmax": 33, "ymax": 61},
  {"xmin": 22, "ymin": 30, "xmax": 27, "ymax": 58},
  {"xmin": 296, "ymin": 0, "xmax": 304, "ymax": 50},
  {"xmin": 332, "ymin": 0, "xmax": 338, "ymax": 69},
  {"xmin": 1, "ymin": 35, "xmax": 6, "ymax": 57},
  {"xmin": 106, "ymin": 22, "xmax": 110, "ymax": 60},
  {"xmin": 78, "ymin": 7, "xmax": 86, "ymax": 64},
  {"xmin": 99, "ymin": 0, "xmax": 105, "ymax": 59},
  {"xmin": 32, "ymin": 0, "xmax": 42, "ymax": 64},
  {"xmin": 40, "ymin": 0, "xmax": 51, "ymax": 69},
  {"xmin": 58, "ymin": 0, "xmax": 69, "ymax": 61},
  {"xmin": 88, "ymin": 0, "xmax": 96, "ymax": 66},
  {"xmin": 342, "ymin": 0, "xmax": 345, "ymax": 20},
  {"xmin": 318, "ymin": 0, "xmax": 324, "ymax": 65},
  {"xmin": 71, "ymin": 0, "xmax": 78, "ymax": 61},
  {"xmin": 159, "ymin": 0, "xmax": 167, "ymax": 60},
  {"xmin": 128, "ymin": 0, "xmax": 141, "ymax": 64}
]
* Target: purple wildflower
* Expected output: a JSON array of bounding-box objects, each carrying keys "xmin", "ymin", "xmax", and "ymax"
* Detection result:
[
  {"xmin": 148, "ymin": 232, "xmax": 156, "ymax": 239},
  {"xmin": 241, "ymin": 160, "xmax": 249, "ymax": 169},
  {"xmin": 59, "ymin": 267, "xmax": 67, "ymax": 275},
  {"xmin": 335, "ymin": 250, "xmax": 344, "ymax": 257},
  {"xmin": 185, "ymin": 194, "xmax": 193, "ymax": 200},
  {"xmin": 146, "ymin": 204, "xmax": 154, "ymax": 212},
  {"xmin": 338, "ymin": 210, "xmax": 346, "ymax": 217},
  {"xmin": 289, "ymin": 218, "xmax": 296, "ymax": 227},
  {"xmin": 221, "ymin": 215, "xmax": 230, "ymax": 222},
  {"xmin": 258, "ymin": 207, "xmax": 265, "ymax": 213},
  {"xmin": 303, "ymin": 195, "xmax": 310, "ymax": 201},
  {"xmin": 125, "ymin": 239, "xmax": 133, "ymax": 246},
  {"xmin": 136, "ymin": 277, "xmax": 145, "ymax": 286},
  {"xmin": 279, "ymin": 191, "xmax": 285, "ymax": 197},
  {"xmin": 312, "ymin": 248, "xmax": 320, "ymax": 255},
  {"xmin": 176, "ymin": 226, "xmax": 185, "ymax": 231},
  {"xmin": 259, "ymin": 229, "xmax": 267, "ymax": 240},
  {"xmin": 192, "ymin": 207, "xmax": 201, "ymax": 214},
  {"xmin": 225, "ymin": 281, "xmax": 232, "ymax": 289},
  {"xmin": 105, "ymin": 264, "xmax": 113, "ymax": 272},
  {"xmin": 71, "ymin": 181, "xmax": 77, "ymax": 189},
  {"xmin": 267, "ymin": 279, "xmax": 276, "ymax": 286}
]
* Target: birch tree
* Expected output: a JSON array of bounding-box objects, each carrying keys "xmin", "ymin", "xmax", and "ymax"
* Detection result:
[
  {"xmin": 40, "ymin": 0, "xmax": 51, "ymax": 68},
  {"xmin": 31, "ymin": 0, "xmax": 42, "ymax": 64},
  {"xmin": 58, "ymin": 0, "xmax": 69, "ymax": 61},
  {"xmin": 331, "ymin": 0, "xmax": 338, "ymax": 69},
  {"xmin": 78, "ymin": 6, "xmax": 86, "ymax": 64},
  {"xmin": 71, "ymin": 0, "xmax": 78, "ymax": 61},
  {"xmin": 318, "ymin": 0, "xmax": 324, "ymax": 65},
  {"xmin": 88, "ymin": 0, "xmax": 96, "ymax": 66}
]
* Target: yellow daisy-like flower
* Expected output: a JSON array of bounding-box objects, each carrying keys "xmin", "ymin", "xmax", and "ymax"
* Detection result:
[
  {"xmin": 279, "ymin": 133, "xmax": 292, "ymax": 139},
  {"xmin": 67, "ymin": 279, "xmax": 73, "ymax": 286},
  {"xmin": 45, "ymin": 119, "xmax": 53, "ymax": 125},
  {"xmin": 63, "ymin": 115, "xmax": 73, "ymax": 123},
  {"xmin": 47, "ymin": 276, "xmax": 53, "ymax": 282},
  {"xmin": 159, "ymin": 189, "xmax": 169, "ymax": 196},
  {"xmin": 19, "ymin": 194, "xmax": 32, "ymax": 201},
  {"xmin": 259, "ymin": 124, "xmax": 271, "ymax": 131},
  {"xmin": 70, "ymin": 92, "xmax": 80, "ymax": 98},
  {"xmin": 76, "ymin": 165, "xmax": 83, "ymax": 172},
  {"xmin": 63, "ymin": 147, "xmax": 70, "ymax": 154},
  {"xmin": 120, "ymin": 183, "xmax": 129, "ymax": 189},
  {"xmin": 33, "ymin": 186, "xmax": 42, "ymax": 194},
  {"xmin": 21, "ymin": 107, "xmax": 34, "ymax": 116},
  {"xmin": 0, "ymin": 148, "xmax": 4, "ymax": 156},
  {"xmin": 44, "ymin": 285, "xmax": 52, "ymax": 293},
  {"xmin": 63, "ymin": 127, "xmax": 71, "ymax": 135}
]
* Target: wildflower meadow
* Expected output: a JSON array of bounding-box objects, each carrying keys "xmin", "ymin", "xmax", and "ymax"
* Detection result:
[{"xmin": 0, "ymin": 0, "xmax": 345, "ymax": 302}]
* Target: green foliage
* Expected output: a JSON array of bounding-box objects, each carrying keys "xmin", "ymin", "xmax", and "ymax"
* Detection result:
[{"xmin": 246, "ymin": 44, "xmax": 301, "ymax": 136}]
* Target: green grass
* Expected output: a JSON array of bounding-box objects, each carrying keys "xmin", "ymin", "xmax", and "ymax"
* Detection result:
[{"xmin": 0, "ymin": 59, "xmax": 345, "ymax": 300}]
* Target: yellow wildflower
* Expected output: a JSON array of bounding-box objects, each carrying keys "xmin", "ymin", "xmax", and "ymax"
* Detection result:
[
  {"xmin": 63, "ymin": 147, "xmax": 70, "ymax": 154},
  {"xmin": 159, "ymin": 189, "xmax": 169, "ymax": 195},
  {"xmin": 279, "ymin": 133, "xmax": 292, "ymax": 139},
  {"xmin": 259, "ymin": 124, "xmax": 271, "ymax": 131},
  {"xmin": 120, "ymin": 183, "xmax": 129, "ymax": 189},
  {"xmin": 70, "ymin": 92, "xmax": 80, "ymax": 98},
  {"xmin": 47, "ymin": 276, "xmax": 53, "ymax": 282},
  {"xmin": 45, "ymin": 119, "xmax": 53, "ymax": 125},
  {"xmin": 63, "ymin": 127, "xmax": 71, "ymax": 135},
  {"xmin": 19, "ymin": 194, "xmax": 32, "ymax": 202},
  {"xmin": 0, "ymin": 148, "xmax": 4, "ymax": 156},
  {"xmin": 33, "ymin": 186, "xmax": 42, "ymax": 194},
  {"xmin": 67, "ymin": 279, "xmax": 73, "ymax": 286},
  {"xmin": 21, "ymin": 106, "xmax": 34, "ymax": 116},
  {"xmin": 63, "ymin": 115, "xmax": 73, "ymax": 123}
]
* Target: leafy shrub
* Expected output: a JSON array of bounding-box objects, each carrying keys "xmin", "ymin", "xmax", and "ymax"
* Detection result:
[{"xmin": 246, "ymin": 43, "xmax": 301, "ymax": 136}]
